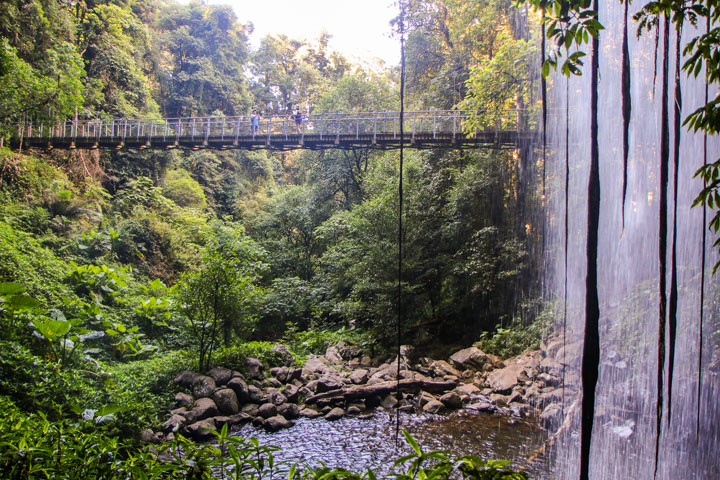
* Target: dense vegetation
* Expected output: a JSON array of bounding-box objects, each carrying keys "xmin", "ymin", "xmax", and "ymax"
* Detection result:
[{"xmin": 0, "ymin": 0, "xmax": 543, "ymax": 476}]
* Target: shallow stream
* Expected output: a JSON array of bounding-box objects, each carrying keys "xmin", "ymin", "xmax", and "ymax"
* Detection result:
[{"xmin": 231, "ymin": 410, "xmax": 550, "ymax": 478}]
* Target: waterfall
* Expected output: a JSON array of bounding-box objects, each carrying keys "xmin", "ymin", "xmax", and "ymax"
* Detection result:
[{"xmin": 541, "ymin": 1, "xmax": 720, "ymax": 478}]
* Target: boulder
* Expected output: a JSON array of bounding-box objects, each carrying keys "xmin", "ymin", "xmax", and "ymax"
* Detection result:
[
  {"xmin": 185, "ymin": 418, "xmax": 216, "ymax": 440},
  {"xmin": 489, "ymin": 393, "xmax": 509, "ymax": 407},
  {"xmin": 277, "ymin": 403, "xmax": 300, "ymax": 419},
  {"xmin": 258, "ymin": 403, "xmax": 278, "ymax": 419},
  {"xmin": 418, "ymin": 391, "xmax": 436, "ymax": 407},
  {"xmin": 303, "ymin": 356, "xmax": 331, "ymax": 376},
  {"xmin": 540, "ymin": 388, "xmax": 566, "ymax": 408},
  {"xmin": 299, "ymin": 408, "xmax": 321, "ymax": 418},
  {"xmin": 429, "ymin": 360, "xmax": 461, "ymax": 378},
  {"xmin": 324, "ymin": 346, "xmax": 344, "ymax": 365},
  {"xmin": 162, "ymin": 414, "xmax": 186, "ymax": 433},
  {"xmin": 523, "ymin": 385, "xmax": 541, "ymax": 405},
  {"xmin": 174, "ymin": 392, "xmax": 194, "ymax": 408},
  {"xmin": 252, "ymin": 417, "xmax": 264, "ymax": 428},
  {"xmin": 423, "ymin": 400, "xmax": 444, "ymax": 414},
  {"xmin": 241, "ymin": 404, "xmax": 259, "ymax": 417},
  {"xmin": 227, "ymin": 377, "xmax": 249, "ymax": 404},
  {"xmin": 267, "ymin": 390, "xmax": 287, "ymax": 406},
  {"xmin": 192, "ymin": 375, "xmax": 217, "ymax": 398},
  {"xmin": 213, "ymin": 388, "xmax": 240, "ymax": 415},
  {"xmin": 467, "ymin": 402, "xmax": 495, "ymax": 413},
  {"xmin": 211, "ymin": 416, "xmax": 230, "ymax": 428},
  {"xmin": 337, "ymin": 341, "xmax": 362, "ymax": 360},
  {"xmin": 324, "ymin": 407, "xmax": 345, "ymax": 420},
  {"xmin": 539, "ymin": 357, "xmax": 564, "ymax": 377},
  {"xmin": 439, "ymin": 392, "xmax": 462, "ymax": 409},
  {"xmin": 229, "ymin": 412, "xmax": 252, "ymax": 425},
  {"xmin": 381, "ymin": 394, "xmax": 398, "ymax": 409},
  {"xmin": 208, "ymin": 367, "xmax": 233, "ymax": 386},
  {"xmin": 189, "ymin": 397, "xmax": 219, "ymax": 421},
  {"xmin": 171, "ymin": 407, "xmax": 189, "ymax": 417},
  {"xmin": 245, "ymin": 357, "xmax": 264, "ymax": 379},
  {"xmin": 349, "ymin": 369, "xmax": 369, "ymax": 385},
  {"xmin": 449, "ymin": 347, "xmax": 494, "ymax": 372},
  {"xmin": 510, "ymin": 402, "xmax": 533, "ymax": 417},
  {"xmin": 140, "ymin": 428, "xmax": 161, "ymax": 444},
  {"xmin": 455, "ymin": 383, "xmax": 481, "ymax": 396},
  {"xmin": 265, "ymin": 377, "xmax": 282, "ymax": 388},
  {"xmin": 538, "ymin": 372, "xmax": 561, "ymax": 387},
  {"xmin": 346, "ymin": 405, "xmax": 362, "ymax": 415},
  {"xmin": 540, "ymin": 403, "xmax": 563, "ymax": 428},
  {"xmin": 270, "ymin": 366, "xmax": 289, "ymax": 383},
  {"xmin": 509, "ymin": 387, "xmax": 525, "ymax": 403},
  {"xmin": 271, "ymin": 344, "xmax": 294, "ymax": 366},
  {"xmin": 315, "ymin": 375, "xmax": 344, "ymax": 393},
  {"xmin": 485, "ymin": 352, "xmax": 541, "ymax": 394},
  {"xmin": 247, "ymin": 385, "xmax": 265, "ymax": 403},
  {"xmin": 282, "ymin": 383, "xmax": 299, "ymax": 403},
  {"xmin": 264, "ymin": 415, "xmax": 292, "ymax": 432},
  {"xmin": 174, "ymin": 370, "xmax": 200, "ymax": 389}
]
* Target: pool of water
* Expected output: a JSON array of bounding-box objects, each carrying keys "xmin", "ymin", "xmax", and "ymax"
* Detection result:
[{"xmin": 231, "ymin": 410, "xmax": 551, "ymax": 478}]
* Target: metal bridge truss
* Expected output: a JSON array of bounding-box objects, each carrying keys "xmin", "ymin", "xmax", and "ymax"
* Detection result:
[{"xmin": 11, "ymin": 110, "xmax": 529, "ymax": 151}]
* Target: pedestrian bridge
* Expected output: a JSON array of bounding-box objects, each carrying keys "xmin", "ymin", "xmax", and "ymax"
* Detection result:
[{"xmin": 11, "ymin": 110, "xmax": 530, "ymax": 151}]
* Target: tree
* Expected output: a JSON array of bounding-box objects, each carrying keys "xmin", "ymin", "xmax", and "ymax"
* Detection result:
[
  {"xmin": 0, "ymin": 0, "xmax": 84, "ymax": 137},
  {"xmin": 175, "ymin": 223, "xmax": 265, "ymax": 371},
  {"xmin": 156, "ymin": 1, "xmax": 252, "ymax": 117}
]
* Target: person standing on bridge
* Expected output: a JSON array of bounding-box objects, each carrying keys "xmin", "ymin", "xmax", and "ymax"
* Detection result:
[
  {"xmin": 293, "ymin": 106, "xmax": 303, "ymax": 134},
  {"xmin": 250, "ymin": 110, "xmax": 260, "ymax": 136}
]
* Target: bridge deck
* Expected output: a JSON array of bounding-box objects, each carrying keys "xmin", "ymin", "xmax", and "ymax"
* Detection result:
[{"xmin": 10, "ymin": 110, "xmax": 530, "ymax": 151}]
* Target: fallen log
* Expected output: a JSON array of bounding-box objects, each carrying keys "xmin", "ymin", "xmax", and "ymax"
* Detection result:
[{"xmin": 305, "ymin": 379, "xmax": 458, "ymax": 404}]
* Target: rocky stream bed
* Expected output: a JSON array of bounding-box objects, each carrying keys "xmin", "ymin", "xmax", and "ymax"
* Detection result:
[{"xmin": 144, "ymin": 340, "xmax": 577, "ymax": 449}]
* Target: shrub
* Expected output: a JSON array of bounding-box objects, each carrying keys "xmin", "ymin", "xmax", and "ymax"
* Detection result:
[
  {"xmin": 214, "ymin": 341, "xmax": 303, "ymax": 371},
  {"xmin": 162, "ymin": 168, "xmax": 207, "ymax": 209},
  {"xmin": 474, "ymin": 308, "xmax": 553, "ymax": 359}
]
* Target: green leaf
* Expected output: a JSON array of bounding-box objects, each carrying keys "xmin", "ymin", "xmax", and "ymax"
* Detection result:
[
  {"xmin": 0, "ymin": 282, "xmax": 25, "ymax": 295},
  {"xmin": 6, "ymin": 294, "xmax": 40, "ymax": 310}
]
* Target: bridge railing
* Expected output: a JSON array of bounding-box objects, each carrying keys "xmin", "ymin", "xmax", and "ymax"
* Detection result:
[{"xmin": 15, "ymin": 109, "xmax": 520, "ymax": 144}]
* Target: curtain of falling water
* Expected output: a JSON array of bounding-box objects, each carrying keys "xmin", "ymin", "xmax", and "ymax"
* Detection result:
[{"xmin": 541, "ymin": 1, "xmax": 720, "ymax": 478}]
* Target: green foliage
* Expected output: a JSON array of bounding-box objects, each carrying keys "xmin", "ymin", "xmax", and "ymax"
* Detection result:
[
  {"xmin": 285, "ymin": 326, "xmax": 372, "ymax": 358},
  {"xmin": 0, "ymin": 34, "xmax": 83, "ymax": 136},
  {"xmin": 475, "ymin": 308, "xmax": 553, "ymax": 359},
  {"xmin": 175, "ymin": 222, "xmax": 266, "ymax": 371},
  {"xmin": 214, "ymin": 341, "xmax": 302, "ymax": 371},
  {"xmin": 66, "ymin": 262, "xmax": 131, "ymax": 306},
  {"xmin": 523, "ymin": 0, "xmax": 603, "ymax": 77},
  {"xmin": 0, "ymin": 282, "xmax": 40, "ymax": 339},
  {"xmin": 162, "ymin": 168, "xmax": 207, "ymax": 209},
  {"xmin": 0, "ymin": 405, "xmax": 528, "ymax": 480},
  {"xmin": 0, "ymin": 341, "xmax": 104, "ymax": 415},
  {"xmin": 0, "ymin": 221, "xmax": 78, "ymax": 305},
  {"xmin": 393, "ymin": 429, "xmax": 528, "ymax": 480}
]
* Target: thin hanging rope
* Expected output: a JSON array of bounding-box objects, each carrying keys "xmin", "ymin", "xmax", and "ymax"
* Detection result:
[{"xmin": 395, "ymin": 0, "xmax": 406, "ymax": 446}]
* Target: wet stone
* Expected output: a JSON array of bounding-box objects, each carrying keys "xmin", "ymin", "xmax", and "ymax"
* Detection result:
[{"xmin": 325, "ymin": 407, "xmax": 345, "ymax": 421}]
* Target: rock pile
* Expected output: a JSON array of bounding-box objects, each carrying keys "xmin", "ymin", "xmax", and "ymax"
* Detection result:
[{"xmin": 149, "ymin": 341, "xmax": 576, "ymax": 442}]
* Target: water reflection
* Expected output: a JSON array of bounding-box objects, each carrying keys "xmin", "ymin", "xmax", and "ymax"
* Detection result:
[{"xmin": 231, "ymin": 410, "xmax": 550, "ymax": 478}]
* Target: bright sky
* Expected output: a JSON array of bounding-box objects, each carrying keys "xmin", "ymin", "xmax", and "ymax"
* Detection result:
[{"xmin": 208, "ymin": 0, "xmax": 401, "ymax": 66}]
